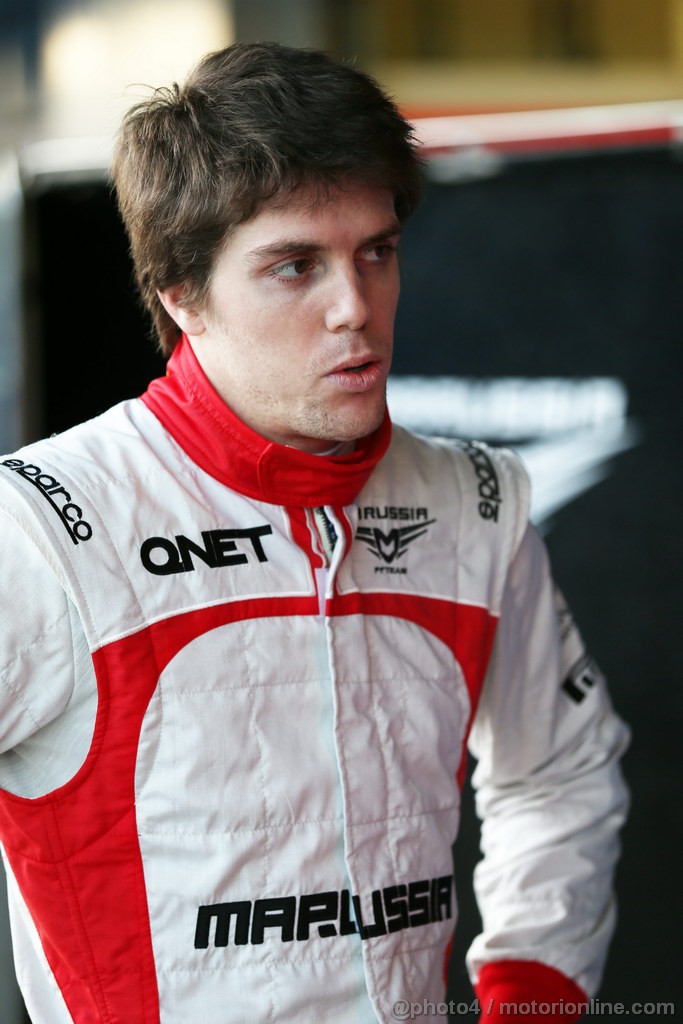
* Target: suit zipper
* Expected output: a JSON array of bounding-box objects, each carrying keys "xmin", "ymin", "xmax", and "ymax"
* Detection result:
[
  {"xmin": 314, "ymin": 506, "xmax": 337, "ymax": 563},
  {"xmin": 313, "ymin": 507, "xmax": 338, "ymax": 617}
]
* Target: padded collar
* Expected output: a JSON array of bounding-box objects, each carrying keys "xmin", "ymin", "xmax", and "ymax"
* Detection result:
[{"xmin": 142, "ymin": 336, "xmax": 391, "ymax": 508}]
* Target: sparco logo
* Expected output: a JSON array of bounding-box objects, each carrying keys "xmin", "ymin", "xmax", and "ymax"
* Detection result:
[
  {"xmin": 356, "ymin": 506, "xmax": 436, "ymax": 573},
  {"xmin": 194, "ymin": 874, "xmax": 452, "ymax": 949},
  {"xmin": 459, "ymin": 442, "xmax": 502, "ymax": 522},
  {"xmin": 1, "ymin": 459, "xmax": 93, "ymax": 544},
  {"xmin": 140, "ymin": 525, "xmax": 273, "ymax": 576}
]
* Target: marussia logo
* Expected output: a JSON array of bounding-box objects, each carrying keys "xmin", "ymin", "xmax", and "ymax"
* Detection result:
[
  {"xmin": 195, "ymin": 874, "xmax": 452, "ymax": 948},
  {"xmin": 356, "ymin": 506, "xmax": 436, "ymax": 571}
]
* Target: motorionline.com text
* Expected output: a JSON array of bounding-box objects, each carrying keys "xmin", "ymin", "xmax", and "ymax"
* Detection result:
[{"xmin": 392, "ymin": 998, "xmax": 676, "ymax": 1019}]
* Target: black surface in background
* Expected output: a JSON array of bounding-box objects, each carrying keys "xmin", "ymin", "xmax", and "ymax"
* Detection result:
[
  {"xmin": 31, "ymin": 182, "xmax": 166, "ymax": 437},
  {"xmin": 30, "ymin": 148, "xmax": 682, "ymax": 1021},
  {"xmin": 395, "ymin": 151, "xmax": 683, "ymax": 1020}
]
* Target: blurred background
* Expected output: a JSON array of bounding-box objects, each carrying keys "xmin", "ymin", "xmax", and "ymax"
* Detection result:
[{"xmin": 1, "ymin": 2, "xmax": 681, "ymax": 1021}]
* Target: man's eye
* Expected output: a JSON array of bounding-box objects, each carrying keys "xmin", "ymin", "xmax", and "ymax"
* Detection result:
[
  {"xmin": 362, "ymin": 244, "xmax": 395, "ymax": 263},
  {"xmin": 271, "ymin": 258, "xmax": 314, "ymax": 279}
]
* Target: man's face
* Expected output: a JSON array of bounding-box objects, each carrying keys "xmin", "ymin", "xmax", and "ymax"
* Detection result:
[{"xmin": 168, "ymin": 183, "xmax": 401, "ymax": 453}]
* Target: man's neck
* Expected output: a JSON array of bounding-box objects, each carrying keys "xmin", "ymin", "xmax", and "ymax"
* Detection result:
[{"xmin": 310, "ymin": 441, "xmax": 356, "ymax": 457}]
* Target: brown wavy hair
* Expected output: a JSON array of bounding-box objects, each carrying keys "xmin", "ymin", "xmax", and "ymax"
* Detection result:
[{"xmin": 112, "ymin": 41, "xmax": 423, "ymax": 355}]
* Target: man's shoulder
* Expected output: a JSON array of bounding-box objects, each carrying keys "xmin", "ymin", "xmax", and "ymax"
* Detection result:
[
  {"xmin": 0, "ymin": 397, "xmax": 156, "ymax": 539},
  {"xmin": 377, "ymin": 424, "xmax": 531, "ymax": 559},
  {"xmin": 386, "ymin": 423, "xmax": 530, "ymax": 501},
  {"xmin": 0, "ymin": 396, "xmax": 151, "ymax": 486}
]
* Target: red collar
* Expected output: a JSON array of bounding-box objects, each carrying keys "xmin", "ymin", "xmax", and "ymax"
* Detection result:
[{"xmin": 141, "ymin": 336, "xmax": 391, "ymax": 507}]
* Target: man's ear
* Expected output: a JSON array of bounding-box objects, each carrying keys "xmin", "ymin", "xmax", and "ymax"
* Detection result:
[{"xmin": 157, "ymin": 284, "xmax": 206, "ymax": 336}]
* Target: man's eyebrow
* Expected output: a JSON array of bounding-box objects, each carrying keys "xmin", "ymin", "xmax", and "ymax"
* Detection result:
[
  {"xmin": 363, "ymin": 221, "xmax": 403, "ymax": 246},
  {"xmin": 245, "ymin": 221, "xmax": 402, "ymax": 264},
  {"xmin": 246, "ymin": 239, "xmax": 320, "ymax": 263}
]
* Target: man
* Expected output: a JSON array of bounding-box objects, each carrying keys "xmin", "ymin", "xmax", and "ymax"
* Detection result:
[{"xmin": 0, "ymin": 42, "xmax": 628, "ymax": 1024}]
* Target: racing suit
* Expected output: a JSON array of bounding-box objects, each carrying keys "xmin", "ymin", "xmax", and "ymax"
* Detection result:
[{"xmin": 0, "ymin": 336, "xmax": 629, "ymax": 1023}]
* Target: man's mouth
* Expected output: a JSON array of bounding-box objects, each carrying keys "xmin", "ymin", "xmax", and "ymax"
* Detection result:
[
  {"xmin": 325, "ymin": 358, "xmax": 386, "ymax": 392},
  {"xmin": 329, "ymin": 354, "xmax": 380, "ymax": 374}
]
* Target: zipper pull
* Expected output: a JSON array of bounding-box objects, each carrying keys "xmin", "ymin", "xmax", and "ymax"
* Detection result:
[{"xmin": 314, "ymin": 506, "xmax": 337, "ymax": 564}]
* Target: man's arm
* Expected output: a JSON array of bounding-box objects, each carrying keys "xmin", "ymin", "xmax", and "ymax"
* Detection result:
[
  {"xmin": 467, "ymin": 524, "xmax": 630, "ymax": 1021},
  {"xmin": 0, "ymin": 511, "xmax": 95, "ymax": 798}
]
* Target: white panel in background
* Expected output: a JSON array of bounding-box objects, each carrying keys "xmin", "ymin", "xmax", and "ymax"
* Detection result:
[{"xmin": 387, "ymin": 376, "xmax": 637, "ymax": 528}]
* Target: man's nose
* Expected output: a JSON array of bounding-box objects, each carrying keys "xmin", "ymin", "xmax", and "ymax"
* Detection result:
[{"xmin": 324, "ymin": 266, "xmax": 370, "ymax": 333}]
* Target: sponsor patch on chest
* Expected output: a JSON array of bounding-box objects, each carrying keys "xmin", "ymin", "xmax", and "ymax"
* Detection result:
[
  {"xmin": 355, "ymin": 506, "xmax": 436, "ymax": 572},
  {"xmin": 140, "ymin": 525, "xmax": 273, "ymax": 575}
]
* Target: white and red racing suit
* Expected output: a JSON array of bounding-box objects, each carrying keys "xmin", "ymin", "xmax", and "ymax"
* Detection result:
[{"xmin": 0, "ymin": 336, "xmax": 629, "ymax": 1023}]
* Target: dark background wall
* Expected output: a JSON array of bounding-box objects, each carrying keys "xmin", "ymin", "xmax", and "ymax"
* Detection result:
[
  {"xmin": 394, "ymin": 149, "xmax": 682, "ymax": 1019},
  {"xmin": 24, "ymin": 146, "xmax": 682, "ymax": 1021}
]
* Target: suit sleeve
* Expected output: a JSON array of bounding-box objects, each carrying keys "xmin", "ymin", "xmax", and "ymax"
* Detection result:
[
  {"xmin": 0, "ymin": 510, "xmax": 96, "ymax": 798},
  {"xmin": 466, "ymin": 523, "xmax": 630, "ymax": 1017}
]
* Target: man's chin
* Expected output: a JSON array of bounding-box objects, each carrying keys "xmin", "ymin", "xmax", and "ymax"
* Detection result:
[
  {"xmin": 281, "ymin": 393, "xmax": 387, "ymax": 453},
  {"xmin": 325, "ymin": 398, "xmax": 387, "ymax": 446}
]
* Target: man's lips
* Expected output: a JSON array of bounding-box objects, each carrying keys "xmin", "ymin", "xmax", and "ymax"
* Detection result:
[
  {"xmin": 327, "ymin": 354, "xmax": 382, "ymax": 374},
  {"xmin": 324, "ymin": 357, "xmax": 386, "ymax": 391},
  {"xmin": 342, "ymin": 361, "xmax": 373, "ymax": 373}
]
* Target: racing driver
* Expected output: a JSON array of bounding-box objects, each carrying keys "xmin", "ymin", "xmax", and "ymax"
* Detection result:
[{"xmin": 0, "ymin": 41, "xmax": 629, "ymax": 1024}]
